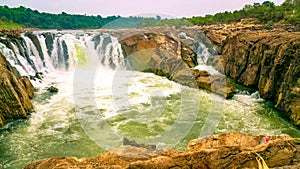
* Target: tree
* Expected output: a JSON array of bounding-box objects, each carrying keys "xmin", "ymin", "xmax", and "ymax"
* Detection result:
[{"xmin": 156, "ymin": 15, "xmax": 161, "ymax": 21}]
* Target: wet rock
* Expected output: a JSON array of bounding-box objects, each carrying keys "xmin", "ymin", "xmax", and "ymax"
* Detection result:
[
  {"xmin": 47, "ymin": 86, "xmax": 58, "ymax": 93},
  {"xmin": 35, "ymin": 72, "xmax": 43, "ymax": 81},
  {"xmin": 0, "ymin": 52, "xmax": 34, "ymax": 126},
  {"xmin": 24, "ymin": 132, "xmax": 300, "ymax": 169},
  {"xmin": 123, "ymin": 138, "xmax": 156, "ymax": 150}
]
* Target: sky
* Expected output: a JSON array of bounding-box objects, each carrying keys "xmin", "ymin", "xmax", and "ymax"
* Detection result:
[{"xmin": 1, "ymin": 0, "xmax": 285, "ymax": 18}]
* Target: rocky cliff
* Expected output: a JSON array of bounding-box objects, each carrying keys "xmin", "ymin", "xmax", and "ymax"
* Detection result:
[
  {"xmin": 24, "ymin": 132, "xmax": 300, "ymax": 169},
  {"xmin": 0, "ymin": 51, "xmax": 34, "ymax": 125},
  {"xmin": 222, "ymin": 31, "xmax": 300, "ymax": 126},
  {"xmin": 205, "ymin": 27, "xmax": 300, "ymax": 125}
]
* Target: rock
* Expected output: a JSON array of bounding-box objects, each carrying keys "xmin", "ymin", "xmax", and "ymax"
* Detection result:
[
  {"xmin": 19, "ymin": 76, "xmax": 35, "ymax": 99},
  {"xmin": 24, "ymin": 132, "xmax": 300, "ymax": 169},
  {"xmin": 121, "ymin": 33, "xmax": 234, "ymax": 98},
  {"xmin": 217, "ymin": 30, "xmax": 300, "ymax": 125},
  {"xmin": 47, "ymin": 86, "xmax": 58, "ymax": 93},
  {"xmin": 121, "ymin": 33, "xmax": 199, "ymax": 89},
  {"xmin": 192, "ymin": 69, "xmax": 234, "ymax": 99},
  {"xmin": 0, "ymin": 52, "xmax": 34, "ymax": 126},
  {"xmin": 194, "ymin": 22, "xmax": 300, "ymax": 125},
  {"xmin": 35, "ymin": 72, "xmax": 43, "ymax": 81},
  {"xmin": 123, "ymin": 138, "xmax": 156, "ymax": 150}
]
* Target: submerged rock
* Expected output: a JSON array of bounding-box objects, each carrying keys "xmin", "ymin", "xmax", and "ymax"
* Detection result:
[
  {"xmin": 47, "ymin": 86, "xmax": 58, "ymax": 93},
  {"xmin": 24, "ymin": 132, "xmax": 300, "ymax": 169}
]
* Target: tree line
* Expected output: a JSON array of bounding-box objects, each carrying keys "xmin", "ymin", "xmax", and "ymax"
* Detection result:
[{"xmin": 0, "ymin": 0, "xmax": 299, "ymax": 29}]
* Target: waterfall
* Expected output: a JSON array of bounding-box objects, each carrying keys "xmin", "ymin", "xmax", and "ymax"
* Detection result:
[
  {"xmin": 193, "ymin": 41, "xmax": 221, "ymax": 75},
  {"xmin": 196, "ymin": 42, "xmax": 212, "ymax": 64},
  {"xmin": 0, "ymin": 31, "xmax": 126, "ymax": 79}
]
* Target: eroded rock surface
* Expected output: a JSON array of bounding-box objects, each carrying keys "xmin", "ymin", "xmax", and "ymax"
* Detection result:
[
  {"xmin": 206, "ymin": 28, "xmax": 300, "ymax": 125},
  {"xmin": 24, "ymin": 132, "xmax": 300, "ymax": 169},
  {"xmin": 0, "ymin": 52, "xmax": 34, "ymax": 125}
]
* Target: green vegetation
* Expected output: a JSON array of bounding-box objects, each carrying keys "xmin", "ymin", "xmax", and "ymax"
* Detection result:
[
  {"xmin": 0, "ymin": 0, "xmax": 299, "ymax": 29},
  {"xmin": 0, "ymin": 16, "xmax": 22, "ymax": 28},
  {"xmin": 186, "ymin": 0, "xmax": 300, "ymax": 26}
]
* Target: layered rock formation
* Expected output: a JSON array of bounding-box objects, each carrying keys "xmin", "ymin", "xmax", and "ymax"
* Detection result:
[
  {"xmin": 206, "ymin": 28, "xmax": 300, "ymax": 125},
  {"xmin": 0, "ymin": 52, "xmax": 34, "ymax": 125},
  {"xmin": 223, "ymin": 31, "xmax": 300, "ymax": 125},
  {"xmin": 24, "ymin": 132, "xmax": 300, "ymax": 169}
]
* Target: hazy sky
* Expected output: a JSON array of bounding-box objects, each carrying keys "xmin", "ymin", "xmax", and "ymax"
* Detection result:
[{"xmin": 1, "ymin": 0, "xmax": 285, "ymax": 18}]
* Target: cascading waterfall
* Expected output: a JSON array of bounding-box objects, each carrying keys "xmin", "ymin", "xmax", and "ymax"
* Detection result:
[
  {"xmin": 0, "ymin": 30, "xmax": 300, "ymax": 169},
  {"xmin": 0, "ymin": 31, "xmax": 126, "ymax": 77},
  {"xmin": 196, "ymin": 41, "xmax": 212, "ymax": 64}
]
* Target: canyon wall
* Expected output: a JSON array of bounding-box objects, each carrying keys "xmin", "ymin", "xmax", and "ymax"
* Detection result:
[
  {"xmin": 203, "ymin": 23, "xmax": 300, "ymax": 125},
  {"xmin": 222, "ymin": 31, "xmax": 300, "ymax": 126}
]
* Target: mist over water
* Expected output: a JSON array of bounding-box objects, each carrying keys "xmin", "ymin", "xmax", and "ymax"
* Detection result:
[{"xmin": 0, "ymin": 30, "xmax": 299, "ymax": 169}]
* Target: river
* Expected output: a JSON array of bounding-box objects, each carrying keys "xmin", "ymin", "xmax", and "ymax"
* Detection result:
[{"xmin": 0, "ymin": 30, "xmax": 299, "ymax": 169}]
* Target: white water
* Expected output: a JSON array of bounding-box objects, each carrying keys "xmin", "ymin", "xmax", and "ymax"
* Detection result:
[{"xmin": 0, "ymin": 30, "xmax": 299, "ymax": 169}]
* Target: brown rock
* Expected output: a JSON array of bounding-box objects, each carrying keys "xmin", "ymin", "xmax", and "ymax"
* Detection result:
[
  {"xmin": 121, "ymin": 33, "xmax": 233, "ymax": 98},
  {"xmin": 218, "ymin": 31, "xmax": 300, "ymax": 125},
  {"xmin": 192, "ymin": 69, "xmax": 234, "ymax": 99},
  {"xmin": 0, "ymin": 52, "xmax": 34, "ymax": 125},
  {"xmin": 24, "ymin": 132, "xmax": 300, "ymax": 169}
]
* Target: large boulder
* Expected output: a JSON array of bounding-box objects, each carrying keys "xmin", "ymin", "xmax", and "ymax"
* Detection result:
[
  {"xmin": 24, "ymin": 132, "xmax": 300, "ymax": 169},
  {"xmin": 121, "ymin": 33, "xmax": 198, "ymax": 88},
  {"xmin": 0, "ymin": 52, "xmax": 34, "ymax": 125}
]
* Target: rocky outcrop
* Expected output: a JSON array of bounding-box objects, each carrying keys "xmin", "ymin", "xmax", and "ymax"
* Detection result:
[
  {"xmin": 121, "ymin": 33, "xmax": 234, "ymax": 98},
  {"xmin": 210, "ymin": 30, "xmax": 300, "ymax": 125},
  {"xmin": 24, "ymin": 132, "xmax": 300, "ymax": 169},
  {"xmin": 121, "ymin": 33, "xmax": 198, "ymax": 88},
  {"xmin": 0, "ymin": 52, "xmax": 34, "ymax": 125}
]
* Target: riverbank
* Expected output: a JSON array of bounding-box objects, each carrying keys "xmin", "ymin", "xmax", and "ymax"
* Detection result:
[{"xmin": 24, "ymin": 132, "xmax": 300, "ymax": 169}]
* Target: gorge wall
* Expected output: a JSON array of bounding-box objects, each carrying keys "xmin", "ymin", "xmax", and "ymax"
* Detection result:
[
  {"xmin": 203, "ymin": 23, "xmax": 300, "ymax": 125},
  {"xmin": 222, "ymin": 31, "xmax": 300, "ymax": 125}
]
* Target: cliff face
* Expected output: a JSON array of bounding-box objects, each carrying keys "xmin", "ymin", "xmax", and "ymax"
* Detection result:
[
  {"xmin": 0, "ymin": 52, "xmax": 34, "ymax": 125},
  {"xmin": 219, "ymin": 31, "xmax": 300, "ymax": 125}
]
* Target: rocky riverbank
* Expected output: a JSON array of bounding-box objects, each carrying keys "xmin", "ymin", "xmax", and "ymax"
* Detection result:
[
  {"xmin": 0, "ymin": 52, "xmax": 34, "ymax": 125},
  {"xmin": 199, "ymin": 23, "xmax": 300, "ymax": 125},
  {"xmin": 24, "ymin": 132, "xmax": 300, "ymax": 169}
]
